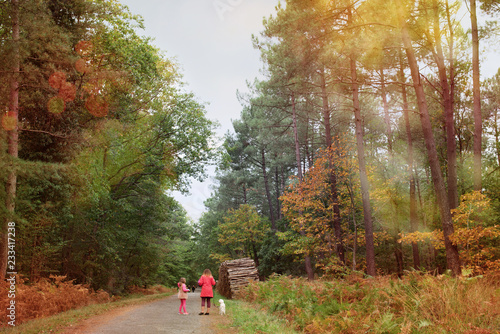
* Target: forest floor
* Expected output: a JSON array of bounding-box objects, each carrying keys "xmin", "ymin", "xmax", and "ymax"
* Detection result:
[{"xmin": 61, "ymin": 291, "xmax": 229, "ymax": 334}]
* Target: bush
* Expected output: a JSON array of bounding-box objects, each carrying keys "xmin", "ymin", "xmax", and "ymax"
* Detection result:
[{"xmin": 0, "ymin": 275, "xmax": 110, "ymax": 327}]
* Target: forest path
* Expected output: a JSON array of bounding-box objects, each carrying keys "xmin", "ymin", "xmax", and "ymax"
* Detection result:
[{"xmin": 64, "ymin": 291, "xmax": 218, "ymax": 334}]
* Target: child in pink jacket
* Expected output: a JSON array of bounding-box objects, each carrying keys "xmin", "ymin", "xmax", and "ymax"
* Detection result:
[
  {"xmin": 177, "ymin": 277, "xmax": 190, "ymax": 315},
  {"xmin": 197, "ymin": 269, "xmax": 216, "ymax": 315}
]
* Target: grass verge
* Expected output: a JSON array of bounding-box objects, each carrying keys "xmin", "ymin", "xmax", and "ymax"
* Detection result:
[
  {"xmin": 211, "ymin": 292, "xmax": 300, "ymax": 334},
  {"xmin": 0, "ymin": 292, "xmax": 173, "ymax": 334}
]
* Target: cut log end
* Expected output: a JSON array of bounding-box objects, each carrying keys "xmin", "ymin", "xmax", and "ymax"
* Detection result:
[{"xmin": 217, "ymin": 258, "xmax": 259, "ymax": 299}]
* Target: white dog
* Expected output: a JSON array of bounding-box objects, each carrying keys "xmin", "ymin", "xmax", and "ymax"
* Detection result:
[{"xmin": 218, "ymin": 299, "xmax": 226, "ymax": 315}]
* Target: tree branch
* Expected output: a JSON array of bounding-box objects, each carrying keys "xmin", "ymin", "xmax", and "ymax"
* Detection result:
[{"xmin": 19, "ymin": 127, "xmax": 71, "ymax": 139}]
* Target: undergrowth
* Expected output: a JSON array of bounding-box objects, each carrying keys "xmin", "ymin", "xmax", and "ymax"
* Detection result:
[{"xmin": 237, "ymin": 271, "xmax": 500, "ymax": 334}]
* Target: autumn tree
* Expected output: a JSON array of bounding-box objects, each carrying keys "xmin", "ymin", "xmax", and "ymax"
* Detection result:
[
  {"xmin": 215, "ymin": 204, "xmax": 270, "ymax": 267},
  {"xmin": 280, "ymin": 143, "xmax": 358, "ymax": 274},
  {"xmin": 450, "ymin": 192, "xmax": 500, "ymax": 274}
]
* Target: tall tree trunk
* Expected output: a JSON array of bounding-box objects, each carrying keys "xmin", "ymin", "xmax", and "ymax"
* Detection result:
[
  {"xmin": 242, "ymin": 183, "xmax": 247, "ymax": 204},
  {"xmin": 350, "ymin": 57, "xmax": 376, "ymax": 276},
  {"xmin": 495, "ymin": 111, "xmax": 500, "ymax": 166},
  {"xmin": 275, "ymin": 166, "xmax": 282, "ymax": 220},
  {"xmin": 281, "ymin": 167, "xmax": 286, "ymax": 202},
  {"xmin": 394, "ymin": 237, "xmax": 404, "ymax": 277},
  {"xmin": 346, "ymin": 6, "xmax": 375, "ymax": 276},
  {"xmin": 320, "ymin": 70, "xmax": 345, "ymax": 264},
  {"xmin": 399, "ymin": 53, "xmax": 421, "ymax": 269},
  {"xmin": 1, "ymin": 0, "xmax": 20, "ymax": 278},
  {"xmin": 252, "ymin": 243, "xmax": 260, "ymax": 268},
  {"xmin": 445, "ymin": 0, "xmax": 456, "ymax": 142},
  {"xmin": 470, "ymin": 0, "xmax": 482, "ymax": 191},
  {"xmin": 380, "ymin": 68, "xmax": 393, "ymax": 155},
  {"xmin": 260, "ymin": 148, "xmax": 276, "ymax": 230},
  {"xmin": 291, "ymin": 91, "xmax": 314, "ymax": 280},
  {"xmin": 292, "ymin": 92, "xmax": 303, "ymax": 180},
  {"xmin": 401, "ymin": 22, "xmax": 461, "ymax": 276},
  {"xmin": 382, "ymin": 66, "xmax": 405, "ymax": 274},
  {"xmin": 432, "ymin": 0, "xmax": 458, "ymax": 209},
  {"xmin": 347, "ymin": 181, "xmax": 358, "ymax": 271}
]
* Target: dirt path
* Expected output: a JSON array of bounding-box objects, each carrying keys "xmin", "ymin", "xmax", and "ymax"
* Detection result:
[{"xmin": 65, "ymin": 292, "xmax": 221, "ymax": 334}]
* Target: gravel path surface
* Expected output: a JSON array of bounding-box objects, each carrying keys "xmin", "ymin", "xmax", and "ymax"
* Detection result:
[{"xmin": 77, "ymin": 292, "xmax": 216, "ymax": 334}]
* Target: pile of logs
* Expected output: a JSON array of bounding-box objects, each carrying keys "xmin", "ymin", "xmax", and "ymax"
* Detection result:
[{"xmin": 217, "ymin": 258, "xmax": 259, "ymax": 299}]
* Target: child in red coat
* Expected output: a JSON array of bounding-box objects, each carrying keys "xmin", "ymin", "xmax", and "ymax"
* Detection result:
[
  {"xmin": 197, "ymin": 269, "xmax": 216, "ymax": 315},
  {"xmin": 177, "ymin": 277, "xmax": 190, "ymax": 315}
]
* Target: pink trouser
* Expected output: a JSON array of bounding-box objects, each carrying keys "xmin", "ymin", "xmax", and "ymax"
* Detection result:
[{"xmin": 179, "ymin": 299, "xmax": 187, "ymax": 313}]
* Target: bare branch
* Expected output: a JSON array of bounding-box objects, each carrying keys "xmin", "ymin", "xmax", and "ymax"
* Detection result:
[{"xmin": 19, "ymin": 127, "xmax": 72, "ymax": 139}]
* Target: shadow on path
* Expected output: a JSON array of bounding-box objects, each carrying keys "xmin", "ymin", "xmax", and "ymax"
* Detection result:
[{"xmin": 69, "ymin": 291, "xmax": 215, "ymax": 334}]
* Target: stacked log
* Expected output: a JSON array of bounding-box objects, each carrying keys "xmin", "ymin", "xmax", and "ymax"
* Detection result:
[{"xmin": 217, "ymin": 258, "xmax": 259, "ymax": 299}]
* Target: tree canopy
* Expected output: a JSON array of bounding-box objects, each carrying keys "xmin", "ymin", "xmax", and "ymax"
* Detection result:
[{"xmin": 0, "ymin": 0, "xmax": 216, "ymax": 291}]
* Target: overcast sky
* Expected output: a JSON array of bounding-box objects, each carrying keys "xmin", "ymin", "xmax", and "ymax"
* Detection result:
[{"xmin": 118, "ymin": 0, "xmax": 280, "ymax": 221}]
